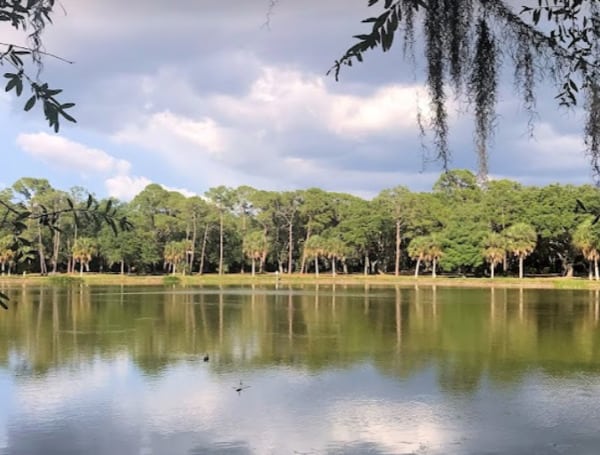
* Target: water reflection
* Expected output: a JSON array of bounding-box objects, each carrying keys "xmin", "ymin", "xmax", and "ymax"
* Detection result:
[{"xmin": 1, "ymin": 284, "xmax": 600, "ymax": 453}]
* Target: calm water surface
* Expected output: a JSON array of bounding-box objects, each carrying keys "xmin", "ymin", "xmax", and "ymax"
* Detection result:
[{"xmin": 1, "ymin": 284, "xmax": 600, "ymax": 454}]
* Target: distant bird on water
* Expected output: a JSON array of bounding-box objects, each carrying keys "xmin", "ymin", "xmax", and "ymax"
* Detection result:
[
  {"xmin": 233, "ymin": 380, "xmax": 251, "ymax": 394},
  {"xmin": 203, "ymin": 354, "xmax": 209, "ymax": 362}
]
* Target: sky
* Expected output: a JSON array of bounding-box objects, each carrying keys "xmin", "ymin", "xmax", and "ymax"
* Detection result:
[{"xmin": 2, "ymin": 0, "xmax": 596, "ymax": 201}]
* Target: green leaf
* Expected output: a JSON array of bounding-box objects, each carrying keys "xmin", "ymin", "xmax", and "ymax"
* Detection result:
[
  {"xmin": 569, "ymin": 79, "xmax": 578, "ymax": 92},
  {"xmin": 60, "ymin": 110, "xmax": 76, "ymax": 123},
  {"xmin": 15, "ymin": 210, "xmax": 32, "ymax": 221},
  {"xmin": 5, "ymin": 77, "xmax": 17, "ymax": 93},
  {"xmin": 24, "ymin": 95, "xmax": 36, "ymax": 111},
  {"xmin": 15, "ymin": 78, "xmax": 23, "ymax": 96}
]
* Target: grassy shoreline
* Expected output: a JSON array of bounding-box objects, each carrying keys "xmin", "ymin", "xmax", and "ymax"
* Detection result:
[{"xmin": 1, "ymin": 273, "xmax": 599, "ymax": 290}]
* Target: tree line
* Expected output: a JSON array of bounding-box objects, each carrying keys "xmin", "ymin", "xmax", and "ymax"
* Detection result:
[{"xmin": 2, "ymin": 170, "xmax": 600, "ymax": 279}]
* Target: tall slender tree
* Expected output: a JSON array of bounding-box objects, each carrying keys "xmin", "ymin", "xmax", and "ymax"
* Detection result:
[
  {"xmin": 505, "ymin": 223, "xmax": 537, "ymax": 279},
  {"xmin": 483, "ymin": 232, "xmax": 506, "ymax": 279}
]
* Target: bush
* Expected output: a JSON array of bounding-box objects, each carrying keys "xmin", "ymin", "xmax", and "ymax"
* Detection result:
[
  {"xmin": 163, "ymin": 275, "xmax": 181, "ymax": 286},
  {"xmin": 47, "ymin": 275, "xmax": 84, "ymax": 286}
]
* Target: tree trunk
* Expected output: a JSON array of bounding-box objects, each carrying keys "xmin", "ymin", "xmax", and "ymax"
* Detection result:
[
  {"xmin": 37, "ymin": 225, "xmax": 47, "ymax": 275},
  {"xmin": 595, "ymin": 258, "xmax": 599, "ymax": 281},
  {"xmin": 332, "ymin": 256, "xmax": 336, "ymax": 277},
  {"xmin": 1, "ymin": 262, "xmax": 4, "ymax": 275},
  {"xmin": 288, "ymin": 221, "xmax": 293, "ymax": 275},
  {"xmin": 300, "ymin": 227, "xmax": 311, "ymax": 274},
  {"xmin": 71, "ymin": 224, "xmax": 78, "ymax": 274},
  {"xmin": 519, "ymin": 256, "xmax": 524, "ymax": 279},
  {"xmin": 260, "ymin": 252, "xmax": 266, "ymax": 274},
  {"xmin": 564, "ymin": 263, "xmax": 574, "ymax": 277},
  {"xmin": 199, "ymin": 223, "xmax": 209, "ymax": 275},
  {"xmin": 343, "ymin": 261, "xmax": 348, "ymax": 274},
  {"xmin": 190, "ymin": 214, "xmax": 197, "ymax": 272},
  {"xmin": 314, "ymin": 256, "xmax": 319, "ymax": 277},
  {"xmin": 364, "ymin": 254, "xmax": 369, "ymax": 276},
  {"xmin": 218, "ymin": 212, "xmax": 224, "ymax": 275},
  {"xmin": 432, "ymin": 258, "xmax": 437, "ymax": 278},
  {"xmin": 490, "ymin": 262, "xmax": 495, "ymax": 279},
  {"xmin": 51, "ymin": 228, "xmax": 60, "ymax": 274},
  {"xmin": 79, "ymin": 261, "xmax": 83, "ymax": 276},
  {"xmin": 251, "ymin": 258, "xmax": 256, "ymax": 277},
  {"xmin": 414, "ymin": 258, "xmax": 421, "ymax": 278},
  {"xmin": 120, "ymin": 260, "xmax": 125, "ymax": 275},
  {"xmin": 395, "ymin": 219, "xmax": 401, "ymax": 276}
]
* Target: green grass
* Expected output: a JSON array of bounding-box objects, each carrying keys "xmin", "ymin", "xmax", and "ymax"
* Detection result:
[
  {"xmin": 2, "ymin": 272, "xmax": 600, "ymax": 291},
  {"xmin": 552, "ymin": 278, "xmax": 591, "ymax": 289},
  {"xmin": 162, "ymin": 275, "xmax": 182, "ymax": 286},
  {"xmin": 46, "ymin": 275, "xmax": 84, "ymax": 286}
]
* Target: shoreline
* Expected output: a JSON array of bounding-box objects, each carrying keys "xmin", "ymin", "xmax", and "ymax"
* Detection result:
[{"xmin": 1, "ymin": 273, "xmax": 599, "ymax": 290}]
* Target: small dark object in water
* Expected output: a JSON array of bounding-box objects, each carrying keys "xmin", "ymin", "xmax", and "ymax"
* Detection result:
[
  {"xmin": 203, "ymin": 354, "xmax": 209, "ymax": 362},
  {"xmin": 233, "ymin": 380, "xmax": 250, "ymax": 394}
]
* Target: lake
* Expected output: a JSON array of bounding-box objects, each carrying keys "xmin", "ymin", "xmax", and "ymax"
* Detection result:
[{"xmin": 1, "ymin": 284, "xmax": 600, "ymax": 454}]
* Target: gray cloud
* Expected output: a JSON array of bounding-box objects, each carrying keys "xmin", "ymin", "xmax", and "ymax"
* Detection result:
[{"xmin": 5, "ymin": 0, "xmax": 595, "ymax": 198}]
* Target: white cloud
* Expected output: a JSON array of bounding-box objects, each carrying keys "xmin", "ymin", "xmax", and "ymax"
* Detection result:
[
  {"xmin": 328, "ymin": 85, "xmax": 430, "ymax": 138},
  {"xmin": 160, "ymin": 185, "xmax": 197, "ymax": 197},
  {"xmin": 518, "ymin": 123, "xmax": 588, "ymax": 172},
  {"xmin": 105, "ymin": 175, "xmax": 197, "ymax": 201},
  {"xmin": 211, "ymin": 66, "xmax": 427, "ymax": 138},
  {"xmin": 108, "ymin": 66, "xmax": 433, "ymax": 195},
  {"xmin": 114, "ymin": 111, "xmax": 228, "ymax": 159},
  {"xmin": 114, "ymin": 66, "xmax": 427, "ymax": 159},
  {"xmin": 17, "ymin": 132, "xmax": 131, "ymax": 175},
  {"xmin": 105, "ymin": 175, "xmax": 152, "ymax": 201}
]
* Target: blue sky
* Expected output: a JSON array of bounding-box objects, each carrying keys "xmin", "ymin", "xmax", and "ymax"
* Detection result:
[{"xmin": 2, "ymin": 0, "xmax": 595, "ymax": 200}]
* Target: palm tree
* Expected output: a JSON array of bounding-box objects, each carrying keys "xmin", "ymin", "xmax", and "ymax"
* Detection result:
[
  {"xmin": 409, "ymin": 235, "xmax": 443, "ymax": 278},
  {"xmin": 164, "ymin": 241, "xmax": 186, "ymax": 275},
  {"xmin": 324, "ymin": 236, "xmax": 348, "ymax": 277},
  {"xmin": 243, "ymin": 231, "xmax": 269, "ymax": 276},
  {"xmin": 423, "ymin": 234, "xmax": 444, "ymax": 278},
  {"xmin": 304, "ymin": 235, "xmax": 327, "ymax": 277},
  {"xmin": 573, "ymin": 219, "xmax": 600, "ymax": 280},
  {"xmin": 504, "ymin": 223, "xmax": 537, "ymax": 279},
  {"xmin": 408, "ymin": 236, "xmax": 427, "ymax": 278},
  {"xmin": 0, "ymin": 235, "xmax": 15, "ymax": 276},
  {"xmin": 72, "ymin": 237, "xmax": 96, "ymax": 275},
  {"xmin": 483, "ymin": 232, "xmax": 506, "ymax": 279}
]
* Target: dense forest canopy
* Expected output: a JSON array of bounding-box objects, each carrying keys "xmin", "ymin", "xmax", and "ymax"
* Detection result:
[{"xmin": 1, "ymin": 172, "xmax": 600, "ymax": 279}]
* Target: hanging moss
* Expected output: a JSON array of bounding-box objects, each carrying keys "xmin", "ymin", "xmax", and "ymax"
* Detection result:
[
  {"xmin": 469, "ymin": 18, "xmax": 497, "ymax": 184},
  {"xmin": 334, "ymin": 0, "xmax": 600, "ymax": 182}
]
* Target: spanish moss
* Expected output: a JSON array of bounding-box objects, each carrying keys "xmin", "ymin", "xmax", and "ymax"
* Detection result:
[
  {"xmin": 336, "ymin": 0, "xmax": 600, "ymax": 183},
  {"xmin": 469, "ymin": 18, "xmax": 497, "ymax": 183},
  {"xmin": 425, "ymin": 0, "xmax": 450, "ymax": 170}
]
